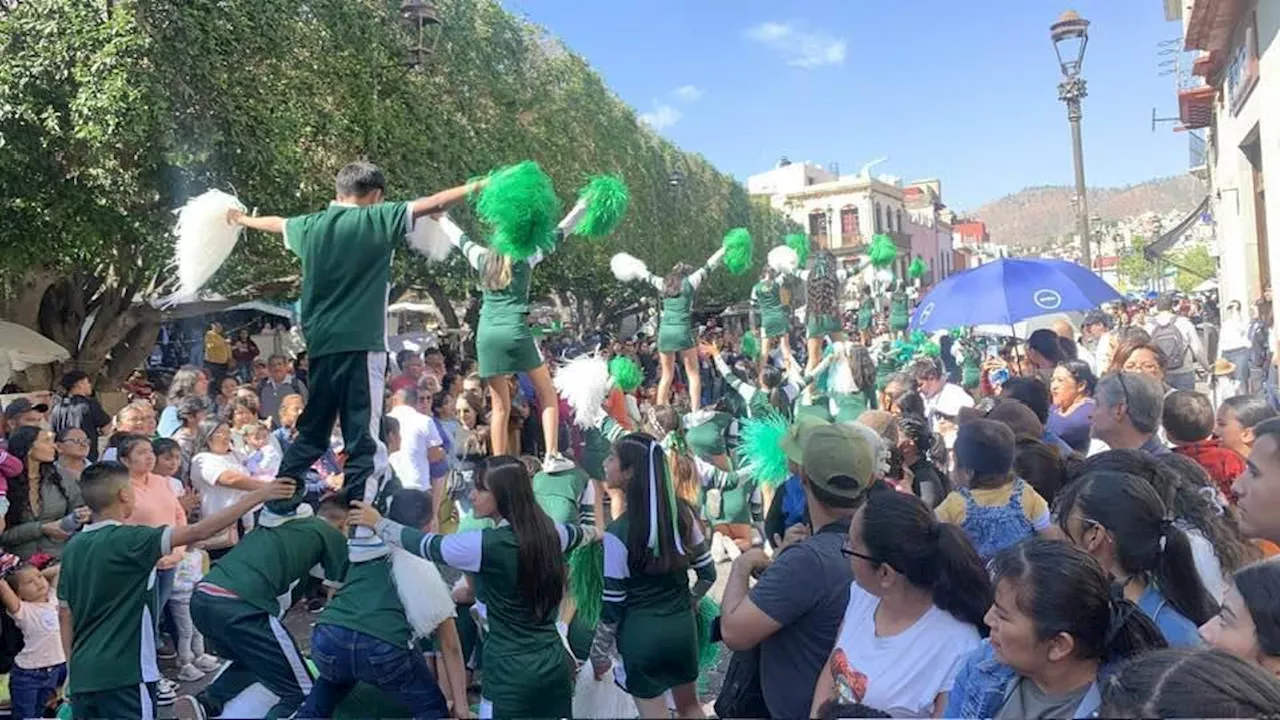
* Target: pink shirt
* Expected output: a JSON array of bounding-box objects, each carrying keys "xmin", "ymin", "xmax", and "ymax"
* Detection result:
[
  {"xmin": 127, "ymin": 473, "xmax": 187, "ymax": 570},
  {"xmin": 10, "ymin": 587, "xmax": 64, "ymax": 669}
]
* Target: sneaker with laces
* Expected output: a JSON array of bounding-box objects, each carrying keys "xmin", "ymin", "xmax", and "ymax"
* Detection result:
[
  {"xmin": 176, "ymin": 664, "xmax": 205, "ymax": 682},
  {"xmin": 543, "ymin": 452, "xmax": 575, "ymax": 473},
  {"xmin": 173, "ymin": 695, "xmax": 208, "ymax": 720},
  {"xmin": 156, "ymin": 678, "xmax": 178, "ymax": 705},
  {"xmin": 193, "ymin": 654, "xmax": 222, "ymax": 673}
]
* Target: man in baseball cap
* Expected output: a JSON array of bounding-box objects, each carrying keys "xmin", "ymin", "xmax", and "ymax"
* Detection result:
[
  {"xmin": 719, "ymin": 418, "xmax": 882, "ymax": 719},
  {"xmin": 3, "ymin": 397, "xmax": 49, "ymax": 435}
]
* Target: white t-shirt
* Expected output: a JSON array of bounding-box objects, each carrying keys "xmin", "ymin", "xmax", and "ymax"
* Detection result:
[
  {"xmin": 926, "ymin": 383, "xmax": 974, "ymax": 449},
  {"xmin": 827, "ymin": 584, "xmax": 980, "ymax": 718},
  {"xmin": 191, "ymin": 452, "xmax": 250, "ymax": 519},
  {"xmin": 388, "ymin": 405, "xmax": 442, "ymax": 491}
]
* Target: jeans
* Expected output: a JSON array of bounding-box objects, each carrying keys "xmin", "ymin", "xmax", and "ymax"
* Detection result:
[
  {"xmin": 301, "ymin": 623, "xmax": 449, "ymax": 720},
  {"xmin": 1225, "ymin": 348, "xmax": 1252, "ymax": 387},
  {"xmin": 1166, "ymin": 371, "xmax": 1196, "ymax": 391},
  {"xmin": 11, "ymin": 662, "xmax": 66, "ymax": 720}
]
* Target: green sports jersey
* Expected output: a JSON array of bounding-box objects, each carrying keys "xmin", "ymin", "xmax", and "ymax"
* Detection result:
[
  {"xmin": 318, "ymin": 557, "xmax": 415, "ymax": 648},
  {"xmin": 458, "ymin": 236, "xmax": 535, "ymax": 322},
  {"xmin": 284, "ymin": 201, "xmax": 410, "ymax": 358},
  {"xmin": 200, "ymin": 517, "xmax": 348, "ymax": 617},
  {"xmin": 660, "ymin": 279, "xmax": 695, "ymax": 335},
  {"xmin": 533, "ymin": 468, "xmax": 592, "ymax": 525},
  {"xmin": 601, "ymin": 515, "xmax": 713, "ymax": 622},
  {"xmin": 59, "ymin": 522, "xmax": 170, "ymax": 694},
  {"xmin": 685, "ymin": 411, "xmax": 732, "ymax": 458}
]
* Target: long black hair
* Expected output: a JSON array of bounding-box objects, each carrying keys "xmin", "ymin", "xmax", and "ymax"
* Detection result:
[
  {"xmin": 1101, "ymin": 648, "xmax": 1280, "ymax": 718},
  {"xmin": 858, "ymin": 486, "xmax": 991, "ymax": 632},
  {"xmin": 761, "ymin": 366, "xmax": 789, "ymax": 416},
  {"xmin": 1233, "ymin": 559, "xmax": 1280, "ymax": 657},
  {"xmin": 990, "ymin": 538, "xmax": 1165, "ymax": 666},
  {"xmin": 616, "ymin": 432, "xmax": 697, "ymax": 576},
  {"xmin": 474, "ymin": 456, "xmax": 564, "ymax": 620},
  {"xmin": 1054, "ymin": 471, "xmax": 1219, "ymax": 626},
  {"xmin": 5, "ymin": 426, "xmax": 75, "ymax": 529}
]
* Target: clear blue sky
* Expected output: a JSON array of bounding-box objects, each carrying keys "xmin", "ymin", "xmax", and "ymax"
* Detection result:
[{"xmin": 503, "ymin": 0, "xmax": 1190, "ymax": 211}]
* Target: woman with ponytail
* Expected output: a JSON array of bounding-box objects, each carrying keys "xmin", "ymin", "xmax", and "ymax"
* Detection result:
[
  {"xmin": 589, "ymin": 433, "xmax": 716, "ymax": 719},
  {"xmin": 810, "ymin": 487, "xmax": 989, "ymax": 717},
  {"xmin": 751, "ymin": 264, "xmax": 796, "ymax": 374},
  {"xmin": 349, "ymin": 456, "xmax": 600, "ymax": 718},
  {"xmin": 945, "ymin": 539, "xmax": 1166, "ymax": 718},
  {"xmin": 803, "ymin": 248, "xmax": 846, "ymax": 375},
  {"xmin": 1200, "ymin": 558, "xmax": 1280, "ymax": 676},
  {"xmin": 1055, "ymin": 471, "xmax": 1218, "ymax": 647}
]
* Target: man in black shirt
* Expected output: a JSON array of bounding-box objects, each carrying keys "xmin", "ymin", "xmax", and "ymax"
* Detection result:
[{"xmin": 50, "ymin": 371, "xmax": 111, "ymax": 461}]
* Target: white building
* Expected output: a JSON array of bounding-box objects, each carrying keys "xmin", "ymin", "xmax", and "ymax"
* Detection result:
[
  {"xmin": 1169, "ymin": 0, "xmax": 1278, "ymax": 314},
  {"xmin": 747, "ymin": 159, "xmax": 913, "ymax": 277}
]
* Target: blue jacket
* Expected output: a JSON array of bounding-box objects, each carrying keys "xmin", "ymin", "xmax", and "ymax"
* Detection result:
[{"xmin": 945, "ymin": 641, "xmax": 1103, "ymax": 719}]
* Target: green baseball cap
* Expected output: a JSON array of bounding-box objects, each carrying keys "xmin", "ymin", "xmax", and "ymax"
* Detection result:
[
  {"xmin": 778, "ymin": 415, "xmax": 831, "ymax": 465},
  {"xmin": 801, "ymin": 423, "xmax": 880, "ymax": 502}
]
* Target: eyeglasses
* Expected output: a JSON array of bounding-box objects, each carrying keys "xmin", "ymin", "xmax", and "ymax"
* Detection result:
[
  {"xmin": 840, "ymin": 541, "xmax": 877, "ymax": 563},
  {"xmin": 60, "ymin": 438, "xmax": 89, "ymax": 446}
]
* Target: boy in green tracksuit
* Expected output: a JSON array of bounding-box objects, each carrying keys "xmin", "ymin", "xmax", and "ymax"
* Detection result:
[
  {"xmin": 58, "ymin": 463, "xmax": 293, "ymax": 720},
  {"xmin": 174, "ymin": 501, "xmax": 349, "ymax": 720},
  {"xmin": 229, "ymin": 162, "xmax": 480, "ymax": 559}
]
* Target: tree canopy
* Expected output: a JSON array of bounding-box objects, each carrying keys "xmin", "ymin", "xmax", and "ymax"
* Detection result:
[{"xmin": 0, "ymin": 0, "xmax": 794, "ymax": 386}]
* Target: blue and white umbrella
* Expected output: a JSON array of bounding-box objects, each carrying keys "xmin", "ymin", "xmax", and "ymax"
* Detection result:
[{"xmin": 910, "ymin": 258, "xmax": 1121, "ymax": 334}]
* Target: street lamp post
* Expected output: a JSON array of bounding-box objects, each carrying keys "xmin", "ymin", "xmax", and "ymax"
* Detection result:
[{"xmin": 1051, "ymin": 10, "xmax": 1091, "ymax": 272}]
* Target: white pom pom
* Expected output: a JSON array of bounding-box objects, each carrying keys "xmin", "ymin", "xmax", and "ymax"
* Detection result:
[
  {"xmin": 554, "ymin": 353, "xmax": 611, "ymax": 429},
  {"xmin": 405, "ymin": 216, "xmax": 454, "ymax": 262},
  {"xmin": 610, "ymin": 253, "xmax": 650, "ymax": 283},
  {"xmin": 171, "ymin": 190, "xmax": 247, "ymax": 302},
  {"xmin": 391, "ymin": 548, "xmax": 456, "ymax": 639},
  {"xmin": 767, "ymin": 246, "xmax": 799, "ymax": 274}
]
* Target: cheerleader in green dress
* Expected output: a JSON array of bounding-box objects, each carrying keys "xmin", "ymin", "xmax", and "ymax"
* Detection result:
[
  {"xmin": 352, "ymin": 456, "xmax": 601, "ymax": 718},
  {"xmin": 857, "ymin": 287, "xmax": 875, "ymax": 345},
  {"xmin": 702, "ymin": 342, "xmax": 790, "ymax": 420},
  {"xmin": 889, "ymin": 280, "xmax": 910, "ymax": 336},
  {"xmin": 751, "ymin": 266, "xmax": 794, "ymax": 374},
  {"xmin": 590, "ymin": 433, "xmax": 716, "ymax": 719},
  {"xmin": 817, "ymin": 340, "xmax": 879, "ymax": 424},
  {"xmin": 802, "ymin": 248, "xmax": 846, "ymax": 375},
  {"xmin": 439, "ymin": 200, "xmax": 587, "ymax": 472}
]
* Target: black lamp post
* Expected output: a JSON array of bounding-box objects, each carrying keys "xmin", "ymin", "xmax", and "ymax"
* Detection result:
[
  {"xmin": 400, "ymin": 0, "xmax": 442, "ymax": 70},
  {"xmin": 1052, "ymin": 9, "xmax": 1092, "ymax": 271}
]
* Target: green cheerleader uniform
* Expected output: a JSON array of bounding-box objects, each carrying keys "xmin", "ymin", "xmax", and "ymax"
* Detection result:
[
  {"xmin": 378, "ymin": 520, "xmax": 591, "ymax": 718},
  {"xmin": 752, "ymin": 278, "xmax": 789, "ymax": 339},
  {"xmin": 806, "ymin": 312, "xmax": 843, "ymax": 340},
  {"xmin": 714, "ymin": 356, "xmax": 775, "ymax": 419},
  {"xmin": 830, "ymin": 392, "xmax": 870, "ymax": 424},
  {"xmin": 658, "ymin": 278, "xmax": 698, "ymax": 353},
  {"xmin": 582, "ymin": 416, "xmax": 627, "ymax": 481},
  {"xmin": 961, "ymin": 356, "xmax": 982, "ymax": 391},
  {"xmin": 858, "ymin": 302, "xmax": 874, "ymax": 331},
  {"xmin": 684, "ymin": 410, "xmax": 733, "ymax": 460},
  {"xmin": 889, "ymin": 291, "xmax": 909, "ymax": 333},
  {"xmin": 702, "ymin": 474, "xmax": 761, "ymax": 527},
  {"xmin": 457, "ymin": 235, "xmax": 545, "ymax": 378},
  {"xmin": 600, "ymin": 517, "xmax": 715, "ymax": 698},
  {"xmin": 533, "ymin": 467, "xmax": 593, "ymax": 525}
]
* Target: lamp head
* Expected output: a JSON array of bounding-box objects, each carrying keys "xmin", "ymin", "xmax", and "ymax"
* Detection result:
[{"xmin": 1050, "ymin": 10, "xmax": 1090, "ymax": 77}]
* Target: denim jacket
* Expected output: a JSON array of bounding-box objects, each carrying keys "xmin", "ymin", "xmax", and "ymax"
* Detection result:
[{"xmin": 944, "ymin": 641, "xmax": 1103, "ymax": 719}]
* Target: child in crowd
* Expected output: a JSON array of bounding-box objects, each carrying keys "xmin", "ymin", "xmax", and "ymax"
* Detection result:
[
  {"xmin": 152, "ymin": 438, "xmax": 200, "ymax": 517},
  {"xmin": 934, "ymin": 419, "xmax": 1049, "ymax": 560},
  {"xmin": 1165, "ymin": 390, "xmax": 1246, "ymax": 502},
  {"xmin": 0, "ymin": 555, "xmax": 65, "ymax": 720},
  {"xmin": 169, "ymin": 549, "xmax": 221, "ymax": 681},
  {"xmin": 239, "ymin": 422, "xmax": 282, "ymax": 479},
  {"xmin": 58, "ymin": 462, "xmax": 293, "ymax": 720}
]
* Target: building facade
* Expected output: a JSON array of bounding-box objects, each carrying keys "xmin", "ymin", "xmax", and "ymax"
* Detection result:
[{"xmin": 1171, "ymin": 0, "xmax": 1278, "ymax": 314}]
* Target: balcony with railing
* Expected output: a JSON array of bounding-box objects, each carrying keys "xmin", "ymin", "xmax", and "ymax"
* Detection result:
[{"xmin": 1177, "ymin": 70, "xmax": 1214, "ymax": 130}]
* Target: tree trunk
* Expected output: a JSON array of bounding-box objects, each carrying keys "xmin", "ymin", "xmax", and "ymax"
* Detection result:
[
  {"xmin": 423, "ymin": 278, "xmax": 461, "ymax": 328},
  {"xmin": 103, "ymin": 319, "xmax": 161, "ymax": 390},
  {"xmin": 0, "ymin": 268, "xmax": 58, "ymax": 330}
]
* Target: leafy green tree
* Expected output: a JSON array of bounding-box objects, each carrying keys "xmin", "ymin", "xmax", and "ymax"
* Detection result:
[
  {"xmin": 1117, "ymin": 236, "xmax": 1162, "ymax": 291},
  {"xmin": 1171, "ymin": 244, "xmax": 1216, "ymax": 293},
  {"xmin": 1, "ymin": 0, "xmax": 793, "ymax": 388}
]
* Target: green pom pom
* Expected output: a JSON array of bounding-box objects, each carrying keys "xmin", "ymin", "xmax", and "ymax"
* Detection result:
[
  {"xmin": 908, "ymin": 256, "xmax": 927, "ymax": 279},
  {"xmin": 722, "ymin": 228, "xmax": 753, "ymax": 275},
  {"xmin": 867, "ymin": 233, "xmax": 898, "ymax": 269},
  {"xmin": 608, "ymin": 355, "xmax": 644, "ymax": 392},
  {"xmin": 696, "ymin": 596, "xmax": 721, "ymax": 671},
  {"xmin": 734, "ymin": 411, "xmax": 791, "ymax": 487},
  {"xmin": 574, "ymin": 175, "xmax": 630, "ymax": 237},
  {"xmin": 741, "ymin": 332, "xmax": 759, "ymax": 360},
  {"xmin": 567, "ymin": 543, "xmax": 603, "ymax": 628},
  {"xmin": 785, "ymin": 233, "xmax": 810, "ymax": 268},
  {"xmin": 475, "ymin": 161, "xmax": 561, "ymax": 261}
]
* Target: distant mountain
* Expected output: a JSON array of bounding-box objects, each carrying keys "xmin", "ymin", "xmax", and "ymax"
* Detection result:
[{"xmin": 969, "ymin": 175, "xmax": 1207, "ymax": 247}]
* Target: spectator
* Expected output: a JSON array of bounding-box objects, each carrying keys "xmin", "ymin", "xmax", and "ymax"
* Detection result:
[
  {"xmin": 1100, "ymin": 648, "xmax": 1280, "ymax": 718},
  {"xmin": 54, "ymin": 427, "xmax": 90, "ymax": 483},
  {"xmin": 102, "ymin": 400, "xmax": 160, "ymax": 462},
  {"xmin": 1200, "ymin": 559, "xmax": 1280, "ymax": 673},
  {"xmin": 230, "ymin": 329, "xmax": 260, "ymax": 383},
  {"xmin": 172, "ymin": 395, "xmax": 209, "ymax": 471},
  {"xmin": 204, "ymin": 322, "xmax": 232, "ymax": 386},
  {"xmin": 1217, "ymin": 395, "xmax": 1277, "ymax": 460},
  {"xmin": 998, "ymin": 377, "xmax": 1077, "ymax": 456},
  {"xmin": 719, "ymin": 422, "xmax": 874, "ymax": 719},
  {"xmin": 1092, "ymin": 373, "xmax": 1168, "ymax": 456},
  {"xmin": 213, "ymin": 375, "xmax": 240, "ymax": 418},
  {"xmin": 293, "ymin": 351, "xmax": 309, "ymax": 386},
  {"xmin": 1115, "ymin": 342, "xmax": 1171, "ymax": 390},
  {"xmin": 1219, "ymin": 300, "xmax": 1252, "ymax": 391},
  {"xmin": 3, "ymin": 398, "xmax": 48, "ymax": 436},
  {"xmin": 1047, "ymin": 360, "xmax": 1097, "ymax": 454},
  {"xmin": 389, "ymin": 349, "xmax": 425, "ymax": 394},
  {"xmin": 911, "ymin": 357, "xmax": 973, "ymax": 450},
  {"xmin": 386, "ymin": 387, "xmax": 444, "ymax": 492},
  {"xmin": 257, "ymin": 354, "xmax": 308, "ymax": 424},
  {"xmin": 1025, "ymin": 329, "xmax": 1067, "ymax": 383},
  {"xmin": 49, "ymin": 371, "xmax": 111, "ymax": 462},
  {"xmin": 1233, "ymin": 417, "xmax": 1280, "ymax": 545},
  {"xmin": 272, "ymin": 394, "xmax": 306, "ymax": 455},
  {"xmin": 158, "ymin": 366, "xmax": 209, "ymax": 438},
  {"xmin": 1079, "ymin": 310, "xmax": 1117, "ymax": 379},
  {"xmin": 1165, "ymin": 390, "xmax": 1246, "ymax": 500},
  {"xmin": 189, "ymin": 419, "xmax": 268, "ymax": 559},
  {"xmin": 810, "ymin": 486, "xmax": 988, "ymax": 717},
  {"xmin": 0, "ymin": 427, "xmax": 85, "ymax": 559},
  {"xmin": 1146, "ymin": 296, "xmax": 1207, "ymax": 391}
]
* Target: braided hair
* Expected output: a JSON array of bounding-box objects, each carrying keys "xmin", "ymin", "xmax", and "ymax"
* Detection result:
[{"xmin": 806, "ymin": 249, "xmax": 839, "ymax": 319}]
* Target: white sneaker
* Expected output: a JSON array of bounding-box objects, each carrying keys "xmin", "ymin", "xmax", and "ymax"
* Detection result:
[
  {"xmin": 710, "ymin": 533, "xmax": 728, "ymax": 564},
  {"xmin": 157, "ymin": 677, "xmax": 178, "ymax": 705},
  {"xmin": 193, "ymin": 654, "xmax": 222, "ymax": 672},
  {"xmin": 543, "ymin": 452, "xmax": 575, "ymax": 473},
  {"xmin": 176, "ymin": 663, "xmax": 205, "ymax": 682}
]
